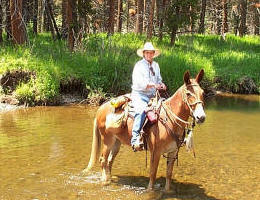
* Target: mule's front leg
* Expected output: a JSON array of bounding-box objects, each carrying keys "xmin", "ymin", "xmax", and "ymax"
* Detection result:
[
  {"xmin": 165, "ymin": 151, "xmax": 177, "ymax": 191},
  {"xmin": 148, "ymin": 151, "xmax": 161, "ymax": 190}
]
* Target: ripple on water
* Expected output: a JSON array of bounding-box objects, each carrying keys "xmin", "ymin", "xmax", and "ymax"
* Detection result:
[{"xmin": 68, "ymin": 172, "xmax": 103, "ymax": 185}]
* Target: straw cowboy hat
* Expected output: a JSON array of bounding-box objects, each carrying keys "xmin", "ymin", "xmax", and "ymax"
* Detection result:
[{"xmin": 137, "ymin": 42, "xmax": 160, "ymax": 58}]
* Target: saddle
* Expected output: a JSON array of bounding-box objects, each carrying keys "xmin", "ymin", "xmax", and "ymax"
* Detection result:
[{"xmin": 105, "ymin": 93, "xmax": 164, "ymax": 131}]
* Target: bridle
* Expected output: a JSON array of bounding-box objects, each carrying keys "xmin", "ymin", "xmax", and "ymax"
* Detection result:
[
  {"xmin": 182, "ymin": 84, "xmax": 204, "ymax": 118},
  {"xmin": 161, "ymin": 83, "xmax": 204, "ymax": 129}
]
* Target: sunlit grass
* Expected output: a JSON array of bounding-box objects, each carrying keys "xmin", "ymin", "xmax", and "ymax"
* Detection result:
[{"xmin": 0, "ymin": 33, "xmax": 259, "ymax": 104}]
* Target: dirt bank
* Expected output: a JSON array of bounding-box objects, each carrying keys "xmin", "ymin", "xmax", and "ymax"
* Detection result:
[{"xmin": 0, "ymin": 70, "xmax": 258, "ymax": 112}]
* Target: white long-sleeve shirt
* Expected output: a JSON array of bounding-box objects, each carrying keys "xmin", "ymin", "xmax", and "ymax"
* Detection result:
[{"xmin": 131, "ymin": 58, "xmax": 162, "ymax": 97}]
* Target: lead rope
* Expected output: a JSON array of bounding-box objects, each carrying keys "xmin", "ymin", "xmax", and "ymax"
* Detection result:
[
  {"xmin": 145, "ymin": 145, "xmax": 148, "ymax": 168},
  {"xmin": 161, "ymin": 102, "xmax": 192, "ymax": 127}
]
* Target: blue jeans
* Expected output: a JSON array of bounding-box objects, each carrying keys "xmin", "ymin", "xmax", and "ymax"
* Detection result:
[{"xmin": 131, "ymin": 92, "xmax": 151, "ymax": 146}]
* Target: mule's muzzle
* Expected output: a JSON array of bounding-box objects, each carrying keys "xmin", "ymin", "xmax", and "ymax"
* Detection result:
[{"xmin": 196, "ymin": 115, "xmax": 205, "ymax": 124}]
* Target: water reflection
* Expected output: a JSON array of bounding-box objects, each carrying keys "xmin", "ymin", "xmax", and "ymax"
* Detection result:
[
  {"xmin": 206, "ymin": 93, "xmax": 260, "ymax": 111},
  {"xmin": 0, "ymin": 96, "xmax": 259, "ymax": 200}
]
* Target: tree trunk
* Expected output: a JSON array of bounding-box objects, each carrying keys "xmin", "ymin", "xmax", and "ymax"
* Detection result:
[
  {"xmin": 223, "ymin": 0, "xmax": 228, "ymax": 32},
  {"xmin": 33, "ymin": 0, "xmax": 38, "ymax": 34},
  {"xmin": 147, "ymin": 0, "xmax": 155, "ymax": 39},
  {"xmin": 5, "ymin": 0, "xmax": 12, "ymax": 39},
  {"xmin": 143, "ymin": 0, "xmax": 146, "ymax": 32},
  {"xmin": 108, "ymin": 0, "xmax": 115, "ymax": 35},
  {"xmin": 67, "ymin": 0, "xmax": 77, "ymax": 51},
  {"xmin": 44, "ymin": 1, "xmax": 55, "ymax": 38},
  {"xmin": 232, "ymin": 5, "xmax": 240, "ymax": 35},
  {"xmin": 170, "ymin": 25, "xmax": 178, "ymax": 46},
  {"xmin": 0, "ymin": 0, "xmax": 3, "ymax": 43},
  {"xmin": 239, "ymin": 0, "xmax": 247, "ymax": 37},
  {"xmin": 170, "ymin": 5, "xmax": 179, "ymax": 46},
  {"xmin": 135, "ymin": 0, "xmax": 143, "ymax": 33},
  {"xmin": 22, "ymin": 0, "xmax": 29, "ymax": 25},
  {"xmin": 126, "ymin": 0, "xmax": 129, "ymax": 32},
  {"xmin": 189, "ymin": 5, "xmax": 195, "ymax": 33},
  {"xmin": 254, "ymin": 0, "xmax": 259, "ymax": 35},
  {"xmin": 62, "ymin": 0, "xmax": 67, "ymax": 38},
  {"xmin": 198, "ymin": 0, "xmax": 206, "ymax": 34},
  {"xmin": 159, "ymin": 0, "xmax": 167, "ymax": 40},
  {"xmin": 116, "ymin": 0, "xmax": 123, "ymax": 32},
  {"xmin": 44, "ymin": 8, "xmax": 50, "ymax": 31},
  {"xmin": 77, "ymin": 0, "xmax": 85, "ymax": 46},
  {"xmin": 10, "ymin": 0, "xmax": 27, "ymax": 44},
  {"xmin": 221, "ymin": 0, "xmax": 228, "ymax": 40},
  {"xmin": 46, "ymin": 0, "xmax": 61, "ymax": 39},
  {"xmin": 156, "ymin": 0, "xmax": 160, "ymax": 27},
  {"xmin": 38, "ymin": 0, "xmax": 44, "ymax": 32},
  {"xmin": 216, "ymin": 4, "xmax": 222, "ymax": 35}
]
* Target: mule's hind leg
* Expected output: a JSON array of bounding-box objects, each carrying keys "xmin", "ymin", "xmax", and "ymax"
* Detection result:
[
  {"xmin": 165, "ymin": 151, "xmax": 178, "ymax": 191},
  {"xmin": 100, "ymin": 135, "xmax": 116, "ymax": 184},
  {"xmin": 108, "ymin": 139, "xmax": 121, "ymax": 175}
]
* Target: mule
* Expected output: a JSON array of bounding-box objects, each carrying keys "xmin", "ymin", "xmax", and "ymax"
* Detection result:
[{"xmin": 82, "ymin": 69, "xmax": 206, "ymax": 191}]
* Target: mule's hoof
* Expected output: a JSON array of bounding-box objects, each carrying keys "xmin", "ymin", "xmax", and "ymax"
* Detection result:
[
  {"xmin": 164, "ymin": 188, "xmax": 173, "ymax": 194},
  {"xmin": 146, "ymin": 185, "xmax": 154, "ymax": 191},
  {"xmin": 102, "ymin": 180, "xmax": 111, "ymax": 186},
  {"xmin": 111, "ymin": 175, "xmax": 119, "ymax": 180},
  {"xmin": 81, "ymin": 168, "xmax": 89, "ymax": 176}
]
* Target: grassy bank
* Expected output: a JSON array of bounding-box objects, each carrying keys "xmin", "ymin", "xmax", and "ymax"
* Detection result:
[{"xmin": 0, "ymin": 33, "xmax": 259, "ymax": 105}]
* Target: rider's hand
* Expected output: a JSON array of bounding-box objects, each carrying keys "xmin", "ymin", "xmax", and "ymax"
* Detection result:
[
  {"xmin": 160, "ymin": 83, "xmax": 167, "ymax": 91},
  {"xmin": 155, "ymin": 83, "xmax": 167, "ymax": 91},
  {"xmin": 147, "ymin": 83, "xmax": 167, "ymax": 90},
  {"xmin": 147, "ymin": 83, "xmax": 155, "ymax": 89}
]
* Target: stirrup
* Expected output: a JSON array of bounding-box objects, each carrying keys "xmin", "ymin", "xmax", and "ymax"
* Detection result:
[{"xmin": 132, "ymin": 142, "xmax": 144, "ymax": 152}]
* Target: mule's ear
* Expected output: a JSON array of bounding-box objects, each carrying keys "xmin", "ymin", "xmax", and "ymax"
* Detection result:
[
  {"xmin": 195, "ymin": 69, "xmax": 204, "ymax": 83},
  {"xmin": 184, "ymin": 70, "xmax": 191, "ymax": 85}
]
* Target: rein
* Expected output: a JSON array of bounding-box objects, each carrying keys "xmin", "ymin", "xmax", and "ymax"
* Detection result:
[
  {"xmin": 158, "ymin": 84, "xmax": 203, "ymax": 147},
  {"xmin": 161, "ymin": 102, "xmax": 191, "ymax": 127},
  {"xmin": 161, "ymin": 84, "xmax": 202, "ymax": 129}
]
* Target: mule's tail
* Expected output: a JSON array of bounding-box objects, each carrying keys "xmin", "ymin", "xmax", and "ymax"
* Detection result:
[{"xmin": 82, "ymin": 118, "xmax": 101, "ymax": 174}]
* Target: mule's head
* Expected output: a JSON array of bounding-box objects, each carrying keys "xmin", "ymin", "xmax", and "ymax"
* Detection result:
[{"xmin": 183, "ymin": 69, "xmax": 206, "ymax": 124}]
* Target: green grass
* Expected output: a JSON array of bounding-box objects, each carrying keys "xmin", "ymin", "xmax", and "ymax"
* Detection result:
[{"xmin": 0, "ymin": 33, "xmax": 259, "ymax": 104}]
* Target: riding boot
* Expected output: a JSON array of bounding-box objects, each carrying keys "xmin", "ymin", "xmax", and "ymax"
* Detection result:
[{"xmin": 131, "ymin": 111, "xmax": 146, "ymax": 151}]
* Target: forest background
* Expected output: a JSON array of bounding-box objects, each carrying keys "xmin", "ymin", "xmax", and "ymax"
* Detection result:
[{"xmin": 0, "ymin": 0, "xmax": 259, "ymax": 105}]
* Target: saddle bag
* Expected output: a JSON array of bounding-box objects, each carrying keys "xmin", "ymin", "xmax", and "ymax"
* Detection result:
[{"xmin": 145, "ymin": 108, "xmax": 158, "ymax": 124}]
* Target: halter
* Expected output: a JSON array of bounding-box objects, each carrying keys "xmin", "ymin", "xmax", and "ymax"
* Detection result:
[
  {"xmin": 161, "ymin": 83, "xmax": 203, "ymax": 129},
  {"xmin": 182, "ymin": 84, "xmax": 204, "ymax": 117}
]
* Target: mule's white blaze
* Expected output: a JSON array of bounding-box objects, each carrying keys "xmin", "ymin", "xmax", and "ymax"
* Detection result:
[{"xmin": 193, "ymin": 103, "xmax": 206, "ymax": 123}]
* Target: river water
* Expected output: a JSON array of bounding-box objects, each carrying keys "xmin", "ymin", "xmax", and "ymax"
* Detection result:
[{"xmin": 0, "ymin": 94, "xmax": 259, "ymax": 200}]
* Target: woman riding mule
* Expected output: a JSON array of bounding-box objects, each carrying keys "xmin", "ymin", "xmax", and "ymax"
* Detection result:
[
  {"xmin": 131, "ymin": 42, "xmax": 166, "ymax": 151},
  {"xmin": 82, "ymin": 69, "xmax": 206, "ymax": 191}
]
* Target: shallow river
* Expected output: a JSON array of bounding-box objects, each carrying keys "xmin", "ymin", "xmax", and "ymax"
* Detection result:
[{"xmin": 0, "ymin": 94, "xmax": 259, "ymax": 200}]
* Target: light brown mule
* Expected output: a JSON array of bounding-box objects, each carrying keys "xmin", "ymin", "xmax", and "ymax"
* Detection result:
[{"xmin": 82, "ymin": 69, "xmax": 206, "ymax": 191}]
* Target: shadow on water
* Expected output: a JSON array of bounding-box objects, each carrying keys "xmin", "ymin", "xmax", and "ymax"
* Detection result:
[
  {"xmin": 115, "ymin": 175, "xmax": 220, "ymax": 200},
  {"xmin": 205, "ymin": 94, "xmax": 260, "ymax": 111}
]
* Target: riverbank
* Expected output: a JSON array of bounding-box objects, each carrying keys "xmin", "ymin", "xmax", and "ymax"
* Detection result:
[{"xmin": 0, "ymin": 33, "xmax": 259, "ymax": 106}]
